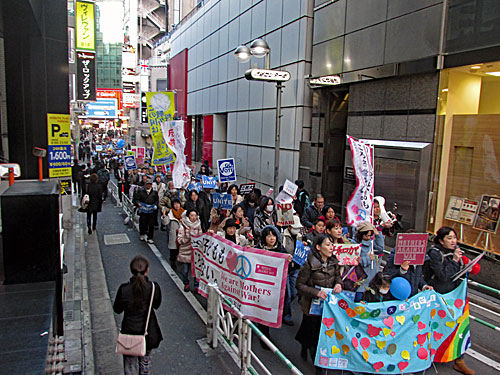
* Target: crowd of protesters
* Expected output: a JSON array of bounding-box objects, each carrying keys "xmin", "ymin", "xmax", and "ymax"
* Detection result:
[{"xmin": 74, "ymin": 133, "xmax": 476, "ymax": 375}]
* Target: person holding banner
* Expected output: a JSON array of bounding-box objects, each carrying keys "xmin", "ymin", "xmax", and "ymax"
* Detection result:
[
  {"xmin": 227, "ymin": 184, "xmax": 243, "ymax": 206},
  {"xmin": 295, "ymin": 234, "xmax": 343, "ymax": 374},
  {"xmin": 217, "ymin": 218, "xmax": 248, "ymax": 247},
  {"xmin": 256, "ymin": 225, "xmax": 292, "ymax": 346},
  {"xmin": 253, "ymin": 197, "xmax": 277, "ymax": 244},
  {"xmin": 177, "ymin": 208, "xmax": 203, "ymax": 292},
  {"xmin": 351, "ymin": 221, "xmax": 385, "ymax": 302},
  {"xmin": 185, "ymin": 190, "xmax": 212, "ymax": 232},
  {"xmin": 424, "ymin": 227, "xmax": 475, "ymax": 375}
]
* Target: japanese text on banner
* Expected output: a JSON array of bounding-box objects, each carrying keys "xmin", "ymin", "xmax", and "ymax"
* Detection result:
[
  {"xmin": 146, "ymin": 92, "xmax": 176, "ymax": 165},
  {"xmin": 191, "ymin": 233, "xmax": 289, "ymax": 327},
  {"xmin": 346, "ymin": 136, "xmax": 374, "ymax": 227}
]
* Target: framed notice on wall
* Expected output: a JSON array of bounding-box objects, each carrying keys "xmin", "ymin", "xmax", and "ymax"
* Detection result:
[
  {"xmin": 458, "ymin": 199, "xmax": 479, "ymax": 225},
  {"xmin": 473, "ymin": 195, "xmax": 500, "ymax": 234},
  {"xmin": 445, "ymin": 196, "xmax": 464, "ymax": 221}
]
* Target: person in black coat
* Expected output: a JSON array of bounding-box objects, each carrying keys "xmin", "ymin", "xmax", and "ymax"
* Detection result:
[
  {"xmin": 113, "ymin": 255, "xmax": 162, "ymax": 374},
  {"xmin": 114, "ymin": 163, "xmax": 129, "ymax": 201},
  {"xmin": 362, "ymin": 272, "xmax": 393, "ymax": 303},
  {"xmin": 134, "ymin": 179, "xmax": 159, "ymax": 244},
  {"xmin": 185, "ymin": 189, "xmax": 211, "ymax": 232},
  {"xmin": 86, "ymin": 173, "xmax": 103, "ymax": 234},
  {"xmin": 300, "ymin": 194, "xmax": 325, "ymax": 230}
]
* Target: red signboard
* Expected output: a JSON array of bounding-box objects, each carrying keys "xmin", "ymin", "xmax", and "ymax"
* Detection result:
[{"xmin": 394, "ymin": 233, "xmax": 429, "ymax": 265}]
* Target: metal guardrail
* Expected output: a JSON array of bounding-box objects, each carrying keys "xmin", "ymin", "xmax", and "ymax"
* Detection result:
[
  {"xmin": 206, "ymin": 283, "xmax": 303, "ymax": 375},
  {"xmin": 107, "ymin": 181, "xmax": 121, "ymax": 206},
  {"xmin": 468, "ymin": 280, "xmax": 500, "ymax": 296}
]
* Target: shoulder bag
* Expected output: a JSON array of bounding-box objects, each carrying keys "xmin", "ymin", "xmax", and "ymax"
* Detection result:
[{"xmin": 116, "ymin": 282, "xmax": 155, "ymax": 357}]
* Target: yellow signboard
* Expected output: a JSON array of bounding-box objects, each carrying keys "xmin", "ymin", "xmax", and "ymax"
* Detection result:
[
  {"xmin": 146, "ymin": 92, "xmax": 176, "ymax": 165},
  {"xmin": 76, "ymin": 1, "xmax": 95, "ymax": 51},
  {"xmin": 47, "ymin": 114, "xmax": 72, "ymax": 178}
]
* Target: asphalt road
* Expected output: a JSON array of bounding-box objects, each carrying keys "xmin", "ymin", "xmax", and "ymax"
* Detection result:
[{"xmin": 94, "ymin": 194, "xmax": 500, "ymax": 375}]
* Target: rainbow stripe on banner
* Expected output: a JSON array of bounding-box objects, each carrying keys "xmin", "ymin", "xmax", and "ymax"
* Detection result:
[{"xmin": 434, "ymin": 298, "xmax": 471, "ymax": 362}]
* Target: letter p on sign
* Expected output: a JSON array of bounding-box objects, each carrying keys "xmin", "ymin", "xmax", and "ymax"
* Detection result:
[{"xmin": 51, "ymin": 123, "xmax": 61, "ymax": 137}]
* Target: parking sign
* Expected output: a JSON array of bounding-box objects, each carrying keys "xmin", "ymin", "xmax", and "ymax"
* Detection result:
[{"xmin": 217, "ymin": 158, "xmax": 236, "ymax": 183}]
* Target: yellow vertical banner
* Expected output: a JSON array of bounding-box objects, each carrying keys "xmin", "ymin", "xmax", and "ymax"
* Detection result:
[
  {"xmin": 146, "ymin": 92, "xmax": 176, "ymax": 165},
  {"xmin": 76, "ymin": 1, "xmax": 95, "ymax": 51},
  {"xmin": 47, "ymin": 114, "xmax": 72, "ymax": 178}
]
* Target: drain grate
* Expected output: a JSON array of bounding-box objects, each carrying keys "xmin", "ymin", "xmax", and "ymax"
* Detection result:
[{"xmin": 104, "ymin": 233, "xmax": 130, "ymax": 245}]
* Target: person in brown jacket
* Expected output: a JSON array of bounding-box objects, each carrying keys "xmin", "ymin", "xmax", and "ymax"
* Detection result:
[{"xmin": 295, "ymin": 233, "xmax": 343, "ymax": 375}]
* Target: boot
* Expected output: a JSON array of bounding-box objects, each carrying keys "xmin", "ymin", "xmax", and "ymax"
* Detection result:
[
  {"xmin": 300, "ymin": 345, "xmax": 308, "ymax": 361},
  {"xmin": 453, "ymin": 358, "xmax": 475, "ymax": 375}
]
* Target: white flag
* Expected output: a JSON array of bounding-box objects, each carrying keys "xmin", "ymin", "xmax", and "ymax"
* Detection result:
[
  {"xmin": 161, "ymin": 120, "xmax": 191, "ymax": 189},
  {"xmin": 346, "ymin": 136, "xmax": 374, "ymax": 227}
]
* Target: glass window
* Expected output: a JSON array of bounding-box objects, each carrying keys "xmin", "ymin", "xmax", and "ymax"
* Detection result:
[{"xmin": 428, "ymin": 62, "xmax": 500, "ymax": 253}]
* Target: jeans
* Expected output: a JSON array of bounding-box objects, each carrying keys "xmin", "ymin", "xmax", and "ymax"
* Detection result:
[
  {"xmin": 87, "ymin": 211, "xmax": 97, "ymax": 229},
  {"xmin": 284, "ymin": 268, "xmax": 299, "ymax": 321},
  {"xmin": 123, "ymin": 351, "xmax": 151, "ymax": 375},
  {"xmin": 179, "ymin": 262, "xmax": 191, "ymax": 285}
]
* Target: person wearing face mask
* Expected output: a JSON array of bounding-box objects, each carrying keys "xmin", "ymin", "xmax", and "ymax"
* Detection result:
[
  {"xmin": 362, "ymin": 272, "xmax": 393, "ymax": 302},
  {"xmin": 281, "ymin": 215, "xmax": 304, "ymax": 326},
  {"xmin": 253, "ymin": 197, "xmax": 277, "ymax": 244},
  {"xmin": 423, "ymin": 227, "xmax": 474, "ymax": 375},
  {"xmin": 351, "ymin": 221, "xmax": 385, "ymax": 302}
]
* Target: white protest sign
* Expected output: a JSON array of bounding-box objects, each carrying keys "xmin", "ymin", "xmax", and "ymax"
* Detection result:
[
  {"xmin": 333, "ymin": 243, "xmax": 362, "ymax": 266},
  {"xmin": 276, "ymin": 202, "xmax": 295, "ymax": 226},
  {"xmin": 191, "ymin": 233, "xmax": 288, "ymax": 327},
  {"xmin": 282, "ymin": 179, "xmax": 298, "ymax": 197}
]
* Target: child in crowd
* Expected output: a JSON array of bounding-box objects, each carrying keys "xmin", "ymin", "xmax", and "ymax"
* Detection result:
[
  {"xmin": 304, "ymin": 216, "xmax": 326, "ymax": 245},
  {"xmin": 362, "ymin": 272, "xmax": 393, "ymax": 303}
]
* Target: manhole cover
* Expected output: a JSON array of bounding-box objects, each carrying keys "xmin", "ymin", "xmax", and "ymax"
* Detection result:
[{"xmin": 104, "ymin": 233, "xmax": 130, "ymax": 245}]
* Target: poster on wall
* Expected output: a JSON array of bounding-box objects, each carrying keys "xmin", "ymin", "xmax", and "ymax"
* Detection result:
[
  {"xmin": 458, "ymin": 199, "xmax": 479, "ymax": 225},
  {"xmin": 473, "ymin": 195, "xmax": 500, "ymax": 233}
]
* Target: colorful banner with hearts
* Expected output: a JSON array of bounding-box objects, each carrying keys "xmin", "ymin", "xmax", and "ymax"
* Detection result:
[
  {"xmin": 315, "ymin": 280, "xmax": 470, "ymax": 373},
  {"xmin": 190, "ymin": 232, "xmax": 289, "ymax": 327}
]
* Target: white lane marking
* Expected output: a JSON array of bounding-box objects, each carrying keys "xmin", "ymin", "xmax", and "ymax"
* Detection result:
[
  {"xmin": 147, "ymin": 242, "xmax": 242, "ymax": 368},
  {"xmin": 466, "ymin": 348, "xmax": 500, "ymax": 372}
]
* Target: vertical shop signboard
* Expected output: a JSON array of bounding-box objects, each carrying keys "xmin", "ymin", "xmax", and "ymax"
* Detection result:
[
  {"xmin": 75, "ymin": 1, "xmax": 95, "ymax": 51},
  {"xmin": 146, "ymin": 92, "xmax": 176, "ymax": 165},
  {"xmin": 47, "ymin": 114, "xmax": 72, "ymax": 178},
  {"xmin": 76, "ymin": 51, "xmax": 96, "ymax": 101}
]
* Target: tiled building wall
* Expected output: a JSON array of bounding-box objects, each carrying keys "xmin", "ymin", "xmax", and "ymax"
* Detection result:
[{"xmin": 169, "ymin": 0, "xmax": 314, "ymax": 189}]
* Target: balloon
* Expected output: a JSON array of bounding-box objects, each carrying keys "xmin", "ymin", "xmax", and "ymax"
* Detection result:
[
  {"xmin": 342, "ymin": 345, "xmax": 350, "ymax": 355},
  {"xmin": 461, "ymin": 255, "xmax": 470, "ymax": 265},
  {"xmin": 401, "ymin": 350, "xmax": 410, "ymax": 360},
  {"xmin": 471, "ymin": 263, "xmax": 481, "ymax": 275},
  {"xmin": 117, "ymin": 139, "xmax": 125, "ymax": 148},
  {"xmin": 387, "ymin": 343, "xmax": 397, "ymax": 356},
  {"xmin": 390, "ymin": 277, "xmax": 412, "ymax": 300},
  {"xmin": 362, "ymin": 350, "xmax": 369, "ymax": 362}
]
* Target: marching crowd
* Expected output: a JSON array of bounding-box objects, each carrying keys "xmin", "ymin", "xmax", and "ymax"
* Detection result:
[{"xmin": 75, "ymin": 139, "xmax": 477, "ymax": 375}]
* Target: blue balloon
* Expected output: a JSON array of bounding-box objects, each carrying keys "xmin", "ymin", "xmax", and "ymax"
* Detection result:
[
  {"xmin": 117, "ymin": 139, "xmax": 125, "ymax": 148},
  {"xmin": 390, "ymin": 277, "xmax": 411, "ymax": 300}
]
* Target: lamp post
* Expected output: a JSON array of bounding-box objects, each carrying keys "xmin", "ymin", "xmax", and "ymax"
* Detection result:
[{"xmin": 234, "ymin": 39, "xmax": 289, "ymax": 193}]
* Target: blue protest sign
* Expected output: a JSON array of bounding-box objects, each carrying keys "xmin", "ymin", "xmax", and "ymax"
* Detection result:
[
  {"xmin": 123, "ymin": 155, "xmax": 137, "ymax": 170},
  {"xmin": 212, "ymin": 193, "xmax": 233, "ymax": 209},
  {"xmin": 187, "ymin": 182, "xmax": 203, "ymax": 192},
  {"xmin": 292, "ymin": 241, "xmax": 310, "ymax": 266},
  {"xmin": 202, "ymin": 175, "xmax": 217, "ymax": 188},
  {"xmin": 217, "ymin": 158, "xmax": 236, "ymax": 183}
]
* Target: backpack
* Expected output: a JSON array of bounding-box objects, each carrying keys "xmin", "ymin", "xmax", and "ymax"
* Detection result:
[
  {"xmin": 98, "ymin": 169, "xmax": 110, "ymax": 183},
  {"xmin": 295, "ymin": 190, "xmax": 310, "ymax": 215}
]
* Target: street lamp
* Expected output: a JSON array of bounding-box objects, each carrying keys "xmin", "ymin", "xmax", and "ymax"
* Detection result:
[{"xmin": 234, "ymin": 39, "xmax": 289, "ymax": 193}]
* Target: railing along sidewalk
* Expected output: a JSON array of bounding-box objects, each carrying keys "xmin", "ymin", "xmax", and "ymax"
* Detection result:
[{"xmin": 206, "ymin": 283, "xmax": 303, "ymax": 375}]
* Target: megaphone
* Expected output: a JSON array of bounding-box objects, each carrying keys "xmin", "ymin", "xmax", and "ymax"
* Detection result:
[{"xmin": 374, "ymin": 196, "xmax": 395, "ymax": 224}]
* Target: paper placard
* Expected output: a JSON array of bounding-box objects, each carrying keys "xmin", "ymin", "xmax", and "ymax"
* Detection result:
[
  {"xmin": 333, "ymin": 243, "xmax": 362, "ymax": 266},
  {"xmin": 276, "ymin": 202, "xmax": 294, "ymax": 226},
  {"xmin": 394, "ymin": 233, "xmax": 429, "ymax": 265},
  {"xmin": 239, "ymin": 183, "xmax": 255, "ymax": 195},
  {"xmin": 282, "ymin": 179, "xmax": 298, "ymax": 197},
  {"xmin": 292, "ymin": 240, "xmax": 310, "ymax": 266},
  {"xmin": 213, "ymin": 193, "xmax": 233, "ymax": 210}
]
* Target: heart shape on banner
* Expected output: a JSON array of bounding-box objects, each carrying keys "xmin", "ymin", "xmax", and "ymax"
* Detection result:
[{"xmin": 226, "ymin": 251, "xmax": 237, "ymax": 272}]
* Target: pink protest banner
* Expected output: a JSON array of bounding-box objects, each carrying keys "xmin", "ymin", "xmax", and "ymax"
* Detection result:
[
  {"xmin": 394, "ymin": 233, "xmax": 429, "ymax": 265},
  {"xmin": 345, "ymin": 136, "xmax": 374, "ymax": 227},
  {"xmin": 136, "ymin": 147, "xmax": 145, "ymax": 165},
  {"xmin": 191, "ymin": 232, "xmax": 288, "ymax": 327},
  {"xmin": 333, "ymin": 243, "xmax": 361, "ymax": 265}
]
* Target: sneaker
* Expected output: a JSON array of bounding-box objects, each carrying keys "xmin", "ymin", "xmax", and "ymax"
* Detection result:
[
  {"xmin": 140, "ymin": 235, "xmax": 146, "ymax": 241},
  {"xmin": 183, "ymin": 284, "xmax": 190, "ymax": 292},
  {"xmin": 147, "ymin": 239, "xmax": 154, "ymax": 244},
  {"xmin": 283, "ymin": 318, "xmax": 294, "ymax": 326}
]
